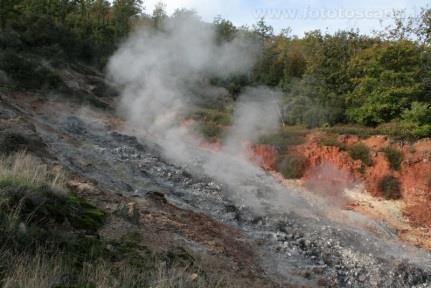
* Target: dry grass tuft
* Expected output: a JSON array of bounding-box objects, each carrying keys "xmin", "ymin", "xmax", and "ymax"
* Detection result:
[
  {"xmin": 0, "ymin": 152, "xmax": 67, "ymax": 191},
  {"xmin": 0, "ymin": 153, "xmax": 237, "ymax": 288},
  {"xmin": 2, "ymin": 252, "xmax": 65, "ymax": 288},
  {"xmin": 1, "ymin": 251, "xmax": 231, "ymax": 288}
]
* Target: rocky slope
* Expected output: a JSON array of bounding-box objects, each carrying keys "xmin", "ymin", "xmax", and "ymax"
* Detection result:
[{"xmin": 1, "ymin": 87, "xmax": 431, "ymax": 287}]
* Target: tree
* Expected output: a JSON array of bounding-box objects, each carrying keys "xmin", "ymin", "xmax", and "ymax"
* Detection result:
[
  {"xmin": 347, "ymin": 40, "xmax": 427, "ymax": 126},
  {"xmin": 253, "ymin": 17, "xmax": 273, "ymax": 46},
  {"xmin": 112, "ymin": 0, "xmax": 142, "ymax": 36},
  {"xmin": 152, "ymin": 1, "xmax": 166, "ymax": 29},
  {"xmin": 214, "ymin": 16, "xmax": 237, "ymax": 43},
  {"xmin": 300, "ymin": 30, "xmax": 376, "ymax": 123}
]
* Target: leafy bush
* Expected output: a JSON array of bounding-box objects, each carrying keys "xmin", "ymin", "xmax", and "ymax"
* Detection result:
[
  {"xmin": 0, "ymin": 51, "xmax": 63, "ymax": 89},
  {"xmin": 199, "ymin": 122, "xmax": 223, "ymax": 140},
  {"xmin": 380, "ymin": 147, "xmax": 403, "ymax": 171},
  {"xmin": 378, "ymin": 175, "xmax": 402, "ymax": 200},
  {"xmin": 348, "ymin": 143, "xmax": 372, "ymax": 165},
  {"xmin": 398, "ymin": 102, "xmax": 431, "ymax": 139},
  {"xmin": 276, "ymin": 153, "xmax": 307, "ymax": 179}
]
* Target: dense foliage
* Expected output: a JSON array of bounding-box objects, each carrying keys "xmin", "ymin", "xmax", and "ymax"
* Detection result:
[
  {"xmin": 1, "ymin": 2, "xmax": 431, "ymax": 138},
  {"xmin": 212, "ymin": 8, "xmax": 431, "ymax": 139},
  {"xmin": 0, "ymin": 0, "xmax": 143, "ymax": 67}
]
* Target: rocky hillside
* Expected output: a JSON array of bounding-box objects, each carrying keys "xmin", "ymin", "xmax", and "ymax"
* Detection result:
[{"xmin": 0, "ymin": 66, "xmax": 431, "ymax": 287}]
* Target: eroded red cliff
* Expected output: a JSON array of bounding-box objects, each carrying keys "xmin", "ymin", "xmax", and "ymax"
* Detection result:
[{"xmin": 249, "ymin": 134, "xmax": 431, "ymax": 229}]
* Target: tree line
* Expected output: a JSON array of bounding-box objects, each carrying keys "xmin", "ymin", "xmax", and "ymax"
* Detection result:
[
  {"xmin": 0, "ymin": 2, "xmax": 430, "ymax": 138},
  {"xmin": 214, "ymin": 10, "xmax": 431, "ymax": 139},
  {"xmin": 0, "ymin": 0, "xmax": 143, "ymax": 65}
]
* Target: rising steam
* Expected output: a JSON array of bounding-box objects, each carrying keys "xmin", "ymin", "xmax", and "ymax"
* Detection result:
[{"xmin": 107, "ymin": 14, "xmax": 314, "ymax": 215}]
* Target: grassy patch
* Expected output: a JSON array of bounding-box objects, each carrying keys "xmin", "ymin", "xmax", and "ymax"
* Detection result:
[
  {"xmin": 191, "ymin": 108, "xmax": 232, "ymax": 126},
  {"xmin": 0, "ymin": 153, "xmax": 105, "ymax": 233},
  {"xmin": 322, "ymin": 125, "xmax": 381, "ymax": 138},
  {"xmin": 190, "ymin": 108, "xmax": 232, "ymax": 140},
  {"xmin": 347, "ymin": 143, "xmax": 372, "ymax": 166},
  {"xmin": 380, "ymin": 147, "xmax": 403, "ymax": 171},
  {"xmin": 276, "ymin": 153, "xmax": 307, "ymax": 179},
  {"xmin": 322, "ymin": 122, "xmax": 427, "ymax": 141},
  {"xmin": 258, "ymin": 126, "xmax": 308, "ymax": 152},
  {"xmin": 318, "ymin": 134, "xmax": 346, "ymax": 150},
  {"xmin": 378, "ymin": 175, "xmax": 402, "ymax": 200}
]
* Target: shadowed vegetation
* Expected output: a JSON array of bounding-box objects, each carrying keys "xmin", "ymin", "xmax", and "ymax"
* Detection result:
[
  {"xmin": 378, "ymin": 175, "xmax": 402, "ymax": 200},
  {"xmin": 380, "ymin": 147, "xmax": 403, "ymax": 171},
  {"xmin": 275, "ymin": 153, "xmax": 307, "ymax": 179},
  {"xmin": 348, "ymin": 143, "xmax": 372, "ymax": 166}
]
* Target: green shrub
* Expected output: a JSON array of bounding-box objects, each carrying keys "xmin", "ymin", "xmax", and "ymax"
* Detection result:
[
  {"xmin": 191, "ymin": 108, "xmax": 232, "ymax": 126},
  {"xmin": 276, "ymin": 153, "xmax": 307, "ymax": 179},
  {"xmin": 258, "ymin": 126, "xmax": 308, "ymax": 152},
  {"xmin": 0, "ymin": 178, "xmax": 105, "ymax": 232},
  {"xmin": 378, "ymin": 175, "xmax": 401, "ymax": 200},
  {"xmin": 0, "ymin": 51, "xmax": 63, "ymax": 90},
  {"xmin": 348, "ymin": 143, "xmax": 372, "ymax": 166},
  {"xmin": 199, "ymin": 122, "xmax": 223, "ymax": 140},
  {"xmin": 397, "ymin": 102, "xmax": 431, "ymax": 139},
  {"xmin": 380, "ymin": 147, "xmax": 403, "ymax": 171},
  {"xmin": 191, "ymin": 108, "xmax": 231, "ymax": 140},
  {"xmin": 318, "ymin": 134, "xmax": 346, "ymax": 150}
]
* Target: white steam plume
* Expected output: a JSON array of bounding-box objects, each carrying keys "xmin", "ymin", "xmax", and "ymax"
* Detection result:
[
  {"xmin": 223, "ymin": 87, "xmax": 282, "ymax": 155},
  {"xmin": 108, "ymin": 15, "xmax": 257, "ymax": 137},
  {"xmin": 107, "ymin": 14, "xmax": 314, "ymax": 215}
]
